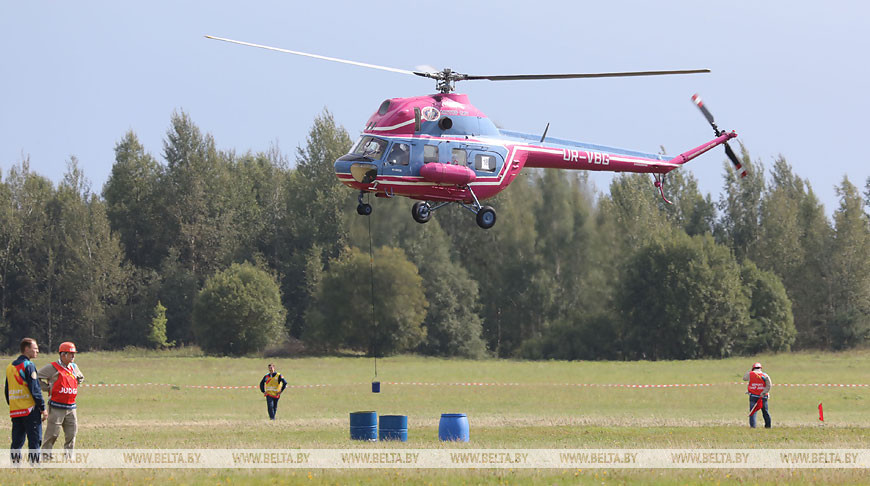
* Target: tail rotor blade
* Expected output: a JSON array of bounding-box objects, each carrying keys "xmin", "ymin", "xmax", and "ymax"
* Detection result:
[
  {"xmin": 692, "ymin": 94, "xmax": 745, "ymax": 177},
  {"xmin": 724, "ymin": 142, "xmax": 747, "ymax": 178},
  {"xmin": 691, "ymin": 93, "xmax": 719, "ymax": 135}
]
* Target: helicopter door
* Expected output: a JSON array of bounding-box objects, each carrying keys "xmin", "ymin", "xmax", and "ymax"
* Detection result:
[{"xmin": 380, "ymin": 141, "xmax": 412, "ymax": 177}]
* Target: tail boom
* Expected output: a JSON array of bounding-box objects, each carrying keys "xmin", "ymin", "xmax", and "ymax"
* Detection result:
[
  {"xmin": 669, "ymin": 131, "xmax": 738, "ymax": 166},
  {"xmin": 518, "ymin": 130, "xmax": 738, "ymax": 175}
]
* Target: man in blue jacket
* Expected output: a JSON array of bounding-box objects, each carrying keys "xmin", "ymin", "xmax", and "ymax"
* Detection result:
[{"xmin": 5, "ymin": 337, "xmax": 47, "ymax": 463}]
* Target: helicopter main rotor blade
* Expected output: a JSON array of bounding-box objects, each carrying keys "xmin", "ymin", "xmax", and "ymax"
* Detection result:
[
  {"xmin": 462, "ymin": 69, "xmax": 710, "ymax": 82},
  {"xmin": 207, "ymin": 36, "xmax": 709, "ymax": 93},
  {"xmin": 205, "ymin": 35, "xmax": 422, "ymax": 77}
]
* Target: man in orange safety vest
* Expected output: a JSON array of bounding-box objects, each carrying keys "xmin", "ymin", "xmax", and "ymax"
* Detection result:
[{"xmin": 38, "ymin": 341, "xmax": 85, "ymax": 456}]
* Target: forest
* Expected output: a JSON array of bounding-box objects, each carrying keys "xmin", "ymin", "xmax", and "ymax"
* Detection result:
[{"xmin": 1, "ymin": 110, "xmax": 868, "ymax": 358}]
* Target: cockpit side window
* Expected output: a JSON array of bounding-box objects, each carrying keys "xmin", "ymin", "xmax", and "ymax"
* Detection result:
[
  {"xmin": 386, "ymin": 143, "xmax": 410, "ymax": 165},
  {"xmin": 423, "ymin": 144, "xmax": 439, "ymax": 163},
  {"xmin": 351, "ymin": 136, "xmax": 388, "ymax": 160}
]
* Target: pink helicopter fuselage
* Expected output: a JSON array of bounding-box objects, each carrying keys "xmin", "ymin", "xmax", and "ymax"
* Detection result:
[{"xmin": 333, "ymin": 93, "xmax": 735, "ymax": 204}]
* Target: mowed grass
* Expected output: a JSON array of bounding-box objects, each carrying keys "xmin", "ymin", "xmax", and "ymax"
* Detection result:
[{"xmin": 1, "ymin": 349, "xmax": 868, "ymax": 484}]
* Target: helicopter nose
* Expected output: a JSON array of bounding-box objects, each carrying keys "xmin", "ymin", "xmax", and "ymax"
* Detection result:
[
  {"xmin": 334, "ymin": 158, "xmax": 354, "ymax": 174},
  {"xmin": 349, "ymin": 163, "xmax": 378, "ymax": 183}
]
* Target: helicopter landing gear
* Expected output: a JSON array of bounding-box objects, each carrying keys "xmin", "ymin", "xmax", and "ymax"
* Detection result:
[
  {"xmin": 409, "ymin": 187, "xmax": 498, "ymax": 229},
  {"xmin": 357, "ymin": 191, "xmax": 372, "ymax": 216},
  {"xmin": 411, "ymin": 201, "xmax": 431, "ymax": 223},
  {"xmin": 475, "ymin": 205, "xmax": 497, "ymax": 229},
  {"xmin": 458, "ymin": 185, "xmax": 497, "ymax": 229},
  {"xmin": 412, "ymin": 200, "xmax": 450, "ymax": 224}
]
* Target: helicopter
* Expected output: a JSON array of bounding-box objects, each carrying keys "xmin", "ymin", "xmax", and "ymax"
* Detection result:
[{"xmin": 206, "ymin": 36, "xmax": 743, "ymax": 229}]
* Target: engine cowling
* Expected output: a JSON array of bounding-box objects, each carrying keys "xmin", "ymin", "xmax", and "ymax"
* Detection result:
[{"xmin": 419, "ymin": 163, "xmax": 476, "ymax": 185}]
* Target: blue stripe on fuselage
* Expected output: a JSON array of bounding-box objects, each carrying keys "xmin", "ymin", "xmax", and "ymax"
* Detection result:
[{"xmin": 499, "ymin": 130, "xmax": 666, "ymax": 161}]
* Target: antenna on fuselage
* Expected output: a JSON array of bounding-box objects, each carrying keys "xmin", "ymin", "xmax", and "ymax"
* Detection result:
[{"xmin": 540, "ymin": 123, "xmax": 550, "ymax": 143}]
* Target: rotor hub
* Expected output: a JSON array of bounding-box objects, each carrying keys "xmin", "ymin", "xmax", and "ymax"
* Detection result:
[{"xmin": 430, "ymin": 68, "xmax": 464, "ymax": 93}]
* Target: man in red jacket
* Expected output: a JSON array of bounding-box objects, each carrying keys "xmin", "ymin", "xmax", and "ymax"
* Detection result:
[{"xmin": 743, "ymin": 362, "xmax": 772, "ymax": 428}]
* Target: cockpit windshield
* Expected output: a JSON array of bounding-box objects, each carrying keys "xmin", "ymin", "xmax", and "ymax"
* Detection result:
[{"xmin": 350, "ymin": 136, "xmax": 388, "ymax": 160}]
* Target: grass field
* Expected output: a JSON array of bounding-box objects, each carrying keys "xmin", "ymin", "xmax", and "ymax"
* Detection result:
[{"xmin": 1, "ymin": 349, "xmax": 868, "ymax": 484}]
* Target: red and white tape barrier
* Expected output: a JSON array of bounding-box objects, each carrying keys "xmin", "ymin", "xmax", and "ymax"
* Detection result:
[
  {"xmin": 384, "ymin": 382, "xmax": 869, "ymax": 388},
  {"xmin": 83, "ymin": 383, "xmax": 329, "ymax": 389},
  {"xmin": 83, "ymin": 382, "xmax": 868, "ymax": 390}
]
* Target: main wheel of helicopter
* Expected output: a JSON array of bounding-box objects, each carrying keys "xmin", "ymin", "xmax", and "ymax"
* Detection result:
[
  {"xmin": 357, "ymin": 203, "xmax": 372, "ymax": 216},
  {"xmin": 476, "ymin": 205, "xmax": 497, "ymax": 229},
  {"xmin": 411, "ymin": 201, "xmax": 431, "ymax": 224}
]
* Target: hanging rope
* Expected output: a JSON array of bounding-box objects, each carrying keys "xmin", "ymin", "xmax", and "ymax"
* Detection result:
[{"xmin": 366, "ymin": 195, "xmax": 377, "ymax": 379}]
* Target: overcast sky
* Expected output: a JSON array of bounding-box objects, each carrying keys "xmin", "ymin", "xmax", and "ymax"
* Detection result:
[{"xmin": 2, "ymin": 1, "xmax": 868, "ymax": 216}]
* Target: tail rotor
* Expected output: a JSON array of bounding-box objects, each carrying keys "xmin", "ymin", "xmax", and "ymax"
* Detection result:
[{"xmin": 692, "ymin": 94, "xmax": 746, "ymax": 178}]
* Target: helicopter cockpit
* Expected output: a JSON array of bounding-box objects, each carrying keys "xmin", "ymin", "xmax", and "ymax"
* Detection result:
[{"xmin": 350, "ymin": 136, "xmax": 388, "ymax": 161}]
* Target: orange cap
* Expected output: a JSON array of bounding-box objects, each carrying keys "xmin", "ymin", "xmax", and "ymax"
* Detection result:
[
  {"xmin": 59, "ymin": 342, "xmax": 77, "ymax": 353},
  {"xmin": 752, "ymin": 362, "xmax": 762, "ymax": 370}
]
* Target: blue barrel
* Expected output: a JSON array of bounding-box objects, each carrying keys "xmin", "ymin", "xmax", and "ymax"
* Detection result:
[
  {"xmin": 439, "ymin": 413, "xmax": 469, "ymax": 442},
  {"xmin": 371, "ymin": 381, "xmax": 380, "ymax": 393},
  {"xmin": 379, "ymin": 415, "xmax": 408, "ymax": 442},
  {"xmin": 350, "ymin": 411, "xmax": 378, "ymax": 441}
]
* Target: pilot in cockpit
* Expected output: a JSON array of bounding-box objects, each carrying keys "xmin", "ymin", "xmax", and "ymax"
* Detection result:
[{"xmin": 387, "ymin": 143, "xmax": 410, "ymax": 165}]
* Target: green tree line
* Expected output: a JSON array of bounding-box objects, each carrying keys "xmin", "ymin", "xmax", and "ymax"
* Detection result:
[{"xmin": 1, "ymin": 110, "xmax": 868, "ymax": 358}]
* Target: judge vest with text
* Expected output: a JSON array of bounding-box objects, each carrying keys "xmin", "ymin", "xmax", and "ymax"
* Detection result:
[{"xmin": 38, "ymin": 341, "xmax": 85, "ymax": 452}]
